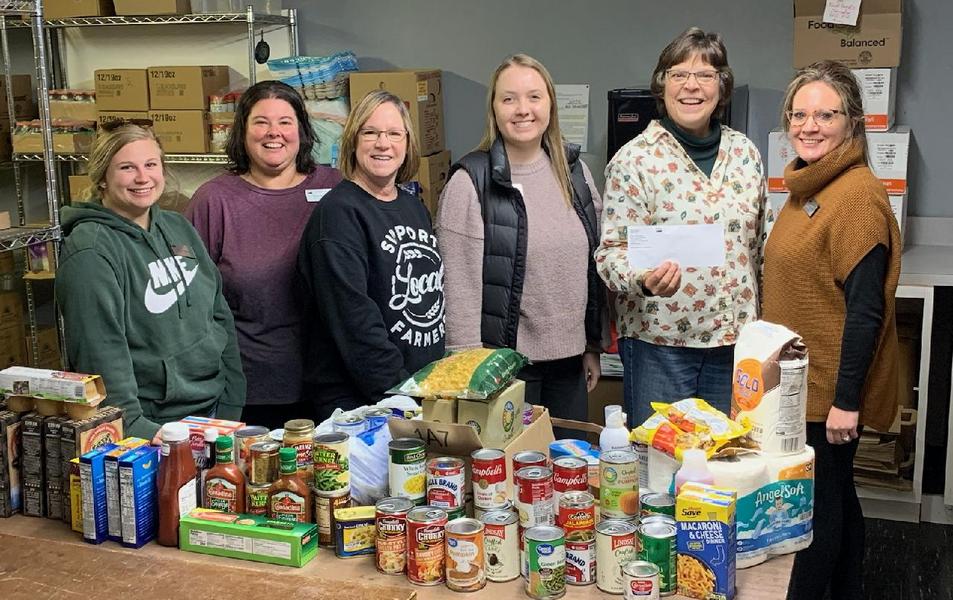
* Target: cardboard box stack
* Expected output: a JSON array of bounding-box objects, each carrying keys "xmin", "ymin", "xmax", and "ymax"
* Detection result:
[
  {"xmin": 0, "ymin": 291, "xmax": 25, "ymax": 370},
  {"xmin": 349, "ymin": 70, "xmax": 449, "ymax": 216},
  {"xmin": 1, "ymin": 75, "xmax": 37, "ymax": 161},
  {"xmin": 774, "ymin": 0, "xmax": 909, "ymax": 239}
]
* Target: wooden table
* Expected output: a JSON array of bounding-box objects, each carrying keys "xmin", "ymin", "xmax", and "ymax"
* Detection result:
[{"xmin": 0, "ymin": 515, "xmax": 792, "ymax": 599}]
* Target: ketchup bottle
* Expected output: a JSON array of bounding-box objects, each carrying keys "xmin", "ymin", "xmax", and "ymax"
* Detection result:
[{"xmin": 157, "ymin": 422, "xmax": 198, "ymax": 547}]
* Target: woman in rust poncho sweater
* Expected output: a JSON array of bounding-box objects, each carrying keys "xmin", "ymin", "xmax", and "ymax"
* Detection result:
[{"xmin": 762, "ymin": 60, "xmax": 901, "ymax": 600}]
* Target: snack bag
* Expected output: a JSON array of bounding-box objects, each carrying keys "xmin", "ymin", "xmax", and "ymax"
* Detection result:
[
  {"xmin": 388, "ymin": 348, "xmax": 528, "ymax": 399},
  {"xmin": 631, "ymin": 411, "xmax": 701, "ymax": 459}
]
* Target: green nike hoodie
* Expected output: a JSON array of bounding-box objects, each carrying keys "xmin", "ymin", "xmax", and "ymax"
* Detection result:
[{"xmin": 56, "ymin": 202, "xmax": 246, "ymax": 440}]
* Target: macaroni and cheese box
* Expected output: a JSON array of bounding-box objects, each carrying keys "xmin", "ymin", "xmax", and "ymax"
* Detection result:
[
  {"xmin": 179, "ymin": 508, "xmax": 318, "ymax": 567},
  {"xmin": 118, "ymin": 445, "xmax": 159, "ymax": 548},
  {"xmin": 104, "ymin": 438, "xmax": 150, "ymax": 541},
  {"xmin": 676, "ymin": 484, "xmax": 737, "ymax": 600},
  {"xmin": 79, "ymin": 443, "xmax": 120, "ymax": 544}
]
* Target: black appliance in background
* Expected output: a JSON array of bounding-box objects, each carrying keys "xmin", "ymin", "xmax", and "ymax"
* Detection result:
[{"xmin": 606, "ymin": 88, "xmax": 656, "ymax": 162}]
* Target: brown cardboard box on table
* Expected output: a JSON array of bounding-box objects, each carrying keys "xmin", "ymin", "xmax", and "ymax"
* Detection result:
[
  {"xmin": 0, "ymin": 327, "xmax": 25, "ymax": 369},
  {"xmin": 0, "ymin": 292, "xmax": 23, "ymax": 332},
  {"xmin": 415, "ymin": 149, "xmax": 450, "ymax": 217},
  {"xmin": 793, "ymin": 0, "xmax": 902, "ymax": 68},
  {"xmin": 0, "ymin": 75, "xmax": 36, "ymax": 120},
  {"xmin": 113, "ymin": 0, "xmax": 190, "ymax": 15},
  {"xmin": 148, "ymin": 110, "xmax": 209, "ymax": 153},
  {"xmin": 94, "ymin": 69, "xmax": 150, "ymax": 112},
  {"xmin": 148, "ymin": 66, "xmax": 229, "ymax": 111},
  {"xmin": 349, "ymin": 70, "xmax": 445, "ymax": 156},
  {"xmin": 44, "ymin": 0, "xmax": 114, "ymax": 19}
]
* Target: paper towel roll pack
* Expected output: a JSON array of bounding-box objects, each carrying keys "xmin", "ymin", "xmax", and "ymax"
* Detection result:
[{"xmin": 732, "ymin": 320, "xmax": 809, "ymax": 455}]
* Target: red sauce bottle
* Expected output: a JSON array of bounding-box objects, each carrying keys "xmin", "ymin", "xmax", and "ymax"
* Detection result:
[
  {"xmin": 157, "ymin": 422, "xmax": 198, "ymax": 547},
  {"xmin": 268, "ymin": 447, "xmax": 312, "ymax": 523},
  {"xmin": 204, "ymin": 436, "xmax": 246, "ymax": 513}
]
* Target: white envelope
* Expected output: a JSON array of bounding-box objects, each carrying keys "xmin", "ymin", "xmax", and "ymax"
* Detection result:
[{"xmin": 627, "ymin": 223, "xmax": 726, "ymax": 269}]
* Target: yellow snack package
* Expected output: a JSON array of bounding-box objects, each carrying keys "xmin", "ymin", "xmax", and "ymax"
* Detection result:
[
  {"xmin": 650, "ymin": 398, "xmax": 751, "ymax": 458},
  {"xmin": 630, "ymin": 411, "xmax": 701, "ymax": 460},
  {"xmin": 389, "ymin": 348, "xmax": 528, "ymax": 399}
]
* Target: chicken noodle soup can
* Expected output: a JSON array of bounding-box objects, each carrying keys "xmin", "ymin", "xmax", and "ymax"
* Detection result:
[
  {"xmin": 446, "ymin": 518, "xmax": 487, "ymax": 592},
  {"xmin": 406, "ymin": 506, "xmax": 448, "ymax": 585},
  {"xmin": 481, "ymin": 509, "xmax": 520, "ymax": 582},
  {"xmin": 564, "ymin": 530, "xmax": 596, "ymax": 586},
  {"xmin": 389, "ymin": 438, "xmax": 426, "ymax": 505},
  {"xmin": 512, "ymin": 450, "xmax": 548, "ymax": 484},
  {"xmin": 600, "ymin": 449, "xmax": 639, "ymax": 519},
  {"xmin": 552, "ymin": 456, "xmax": 589, "ymax": 508},
  {"xmin": 516, "ymin": 466, "xmax": 555, "ymax": 527},
  {"xmin": 426, "ymin": 457, "xmax": 466, "ymax": 510},
  {"xmin": 623, "ymin": 560, "xmax": 661, "ymax": 600},
  {"xmin": 525, "ymin": 525, "xmax": 566, "ymax": 599},
  {"xmin": 638, "ymin": 521, "xmax": 677, "ymax": 596},
  {"xmin": 314, "ymin": 487, "xmax": 350, "ymax": 547},
  {"xmin": 471, "ymin": 448, "xmax": 508, "ymax": 510},
  {"xmin": 376, "ymin": 496, "xmax": 413, "ymax": 575},
  {"xmin": 312, "ymin": 432, "xmax": 350, "ymax": 493},
  {"xmin": 596, "ymin": 518, "xmax": 639, "ymax": 594}
]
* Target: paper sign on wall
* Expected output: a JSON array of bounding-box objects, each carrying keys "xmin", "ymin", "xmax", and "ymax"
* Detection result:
[
  {"xmin": 823, "ymin": 0, "xmax": 862, "ymax": 25},
  {"xmin": 555, "ymin": 84, "xmax": 590, "ymax": 153}
]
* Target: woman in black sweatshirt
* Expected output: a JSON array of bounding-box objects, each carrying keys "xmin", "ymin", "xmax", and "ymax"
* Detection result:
[{"xmin": 297, "ymin": 90, "xmax": 445, "ymax": 422}]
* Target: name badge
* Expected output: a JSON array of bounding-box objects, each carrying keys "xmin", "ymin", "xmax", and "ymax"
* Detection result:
[
  {"xmin": 803, "ymin": 198, "xmax": 819, "ymax": 218},
  {"xmin": 305, "ymin": 188, "xmax": 331, "ymax": 203}
]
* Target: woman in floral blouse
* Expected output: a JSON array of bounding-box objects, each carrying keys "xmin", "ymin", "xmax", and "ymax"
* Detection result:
[{"xmin": 595, "ymin": 27, "xmax": 770, "ymax": 426}]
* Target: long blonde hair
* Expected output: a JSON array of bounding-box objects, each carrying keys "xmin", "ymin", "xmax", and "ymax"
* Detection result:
[
  {"xmin": 479, "ymin": 54, "xmax": 572, "ymax": 206},
  {"xmin": 85, "ymin": 123, "xmax": 166, "ymax": 201}
]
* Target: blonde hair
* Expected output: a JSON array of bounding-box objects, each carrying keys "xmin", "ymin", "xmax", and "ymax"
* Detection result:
[
  {"xmin": 85, "ymin": 124, "xmax": 165, "ymax": 201},
  {"xmin": 478, "ymin": 54, "xmax": 572, "ymax": 206},
  {"xmin": 338, "ymin": 89, "xmax": 420, "ymax": 184},
  {"xmin": 781, "ymin": 59, "xmax": 868, "ymax": 163}
]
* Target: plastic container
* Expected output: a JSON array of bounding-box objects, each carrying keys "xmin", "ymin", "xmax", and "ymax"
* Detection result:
[
  {"xmin": 673, "ymin": 448, "xmax": 715, "ymax": 496},
  {"xmin": 599, "ymin": 407, "xmax": 631, "ymax": 452}
]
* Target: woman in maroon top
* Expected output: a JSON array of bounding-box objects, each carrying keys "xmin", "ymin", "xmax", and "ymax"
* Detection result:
[{"xmin": 187, "ymin": 81, "xmax": 341, "ymax": 428}]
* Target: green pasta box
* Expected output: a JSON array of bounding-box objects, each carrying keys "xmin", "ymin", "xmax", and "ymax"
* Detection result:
[{"xmin": 179, "ymin": 508, "xmax": 318, "ymax": 568}]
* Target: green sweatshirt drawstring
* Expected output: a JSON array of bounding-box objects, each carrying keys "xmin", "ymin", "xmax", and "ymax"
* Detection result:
[{"xmin": 156, "ymin": 219, "xmax": 193, "ymax": 310}]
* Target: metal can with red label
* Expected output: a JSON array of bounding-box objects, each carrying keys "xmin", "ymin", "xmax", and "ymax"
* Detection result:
[
  {"xmin": 471, "ymin": 448, "xmax": 508, "ymax": 510},
  {"xmin": 376, "ymin": 496, "xmax": 414, "ymax": 575},
  {"xmin": 553, "ymin": 456, "xmax": 589, "ymax": 507},
  {"xmin": 558, "ymin": 490, "xmax": 596, "ymax": 537},
  {"xmin": 515, "ymin": 466, "xmax": 554, "ymax": 528},
  {"xmin": 565, "ymin": 529, "xmax": 596, "ymax": 586},
  {"xmin": 512, "ymin": 450, "xmax": 547, "ymax": 485},
  {"xmin": 596, "ymin": 518, "xmax": 639, "ymax": 594},
  {"xmin": 481, "ymin": 509, "xmax": 520, "ymax": 582},
  {"xmin": 426, "ymin": 457, "xmax": 465, "ymax": 510},
  {"xmin": 623, "ymin": 560, "xmax": 661, "ymax": 599},
  {"xmin": 406, "ymin": 506, "xmax": 448, "ymax": 585}
]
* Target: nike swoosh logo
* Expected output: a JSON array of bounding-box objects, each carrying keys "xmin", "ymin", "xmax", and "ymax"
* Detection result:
[{"xmin": 143, "ymin": 257, "xmax": 199, "ymax": 314}]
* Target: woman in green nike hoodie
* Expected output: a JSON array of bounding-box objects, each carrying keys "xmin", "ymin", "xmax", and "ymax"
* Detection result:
[{"xmin": 56, "ymin": 122, "xmax": 246, "ymax": 442}]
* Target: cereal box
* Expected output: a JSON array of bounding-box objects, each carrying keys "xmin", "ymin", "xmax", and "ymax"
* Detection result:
[{"xmin": 676, "ymin": 484, "xmax": 737, "ymax": 600}]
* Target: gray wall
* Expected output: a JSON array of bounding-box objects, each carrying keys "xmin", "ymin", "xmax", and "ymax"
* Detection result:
[{"xmin": 293, "ymin": 0, "xmax": 951, "ymax": 218}]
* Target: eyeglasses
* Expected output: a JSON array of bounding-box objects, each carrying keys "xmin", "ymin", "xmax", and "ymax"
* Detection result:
[
  {"xmin": 786, "ymin": 109, "xmax": 845, "ymax": 127},
  {"xmin": 99, "ymin": 118, "xmax": 154, "ymax": 132},
  {"xmin": 666, "ymin": 69, "xmax": 720, "ymax": 86},
  {"xmin": 359, "ymin": 128, "xmax": 407, "ymax": 143}
]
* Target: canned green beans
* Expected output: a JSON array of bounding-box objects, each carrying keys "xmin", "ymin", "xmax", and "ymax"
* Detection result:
[{"xmin": 525, "ymin": 525, "xmax": 566, "ymax": 599}]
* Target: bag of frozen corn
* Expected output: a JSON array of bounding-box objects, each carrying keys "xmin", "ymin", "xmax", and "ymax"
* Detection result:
[{"xmin": 389, "ymin": 347, "xmax": 528, "ymax": 399}]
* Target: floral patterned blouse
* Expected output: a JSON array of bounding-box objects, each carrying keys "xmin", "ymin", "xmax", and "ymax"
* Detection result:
[{"xmin": 595, "ymin": 120, "xmax": 771, "ymax": 347}]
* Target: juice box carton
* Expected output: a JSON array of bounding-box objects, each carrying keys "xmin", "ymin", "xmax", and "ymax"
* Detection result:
[
  {"xmin": 676, "ymin": 484, "xmax": 737, "ymax": 600},
  {"xmin": 179, "ymin": 508, "xmax": 318, "ymax": 568},
  {"xmin": 119, "ymin": 445, "xmax": 159, "ymax": 548},
  {"xmin": 105, "ymin": 438, "xmax": 149, "ymax": 541},
  {"xmin": 79, "ymin": 443, "xmax": 119, "ymax": 543}
]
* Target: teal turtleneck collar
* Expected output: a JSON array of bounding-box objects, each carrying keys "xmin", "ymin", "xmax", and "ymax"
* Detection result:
[{"xmin": 660, "ymin": 116, "xmax": 721, "ymax": 178}]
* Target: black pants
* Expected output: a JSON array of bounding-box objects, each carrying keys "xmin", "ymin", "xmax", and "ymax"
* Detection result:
[
  {"xmin": 787, "ymin": 422, "xmax": 865, "ymax": 600},
  {"xmin": 241, "ymin": 401, "xmax": 314, "ymax": 431},
  {"xmin": 517, "ymin": 354, "xmax": 588, "ymax": 440}
]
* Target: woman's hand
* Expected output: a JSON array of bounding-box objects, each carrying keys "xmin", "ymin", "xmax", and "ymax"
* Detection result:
[
  {"xmin": 583, "ymin": 351, "xmax": 601, "ymax": 392},
  {"xmin": 643, "ymin": 261, "xmax": 682, "ymax": 297},
  {"xmin": 826, "ymin": 406, "xmax": 860, "ymax": 445},
  {"xmin": 152, "ymin": 431, "xmax": 164, "ymax": 446}
]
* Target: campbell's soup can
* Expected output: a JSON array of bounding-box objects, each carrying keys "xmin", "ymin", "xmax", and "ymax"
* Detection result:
[
  {"xmin": 375, "ymin": 497, "xmax": 413, "ymax": 575},
  {"xmin": 474, "ymin": 499, "xmax": 515, "ymax": 521},
  {"xmin": 481, "ymin": 509, "xmax": 520, "ymax": 582},
  {"xmin": 471, "ymin": 448, "xmax": 508, "ymax": 510},
  {"xmin": 600, "ymin": 449, "xmax": 639, "ymax": 519},
  {"xmin": 426, "ymin": 457, "xmax": 465, "ymax": 510},
  {"xmin": 406, "ymin": 506, "xmax": 448, "ymax": 585},
  {"xmin": 596, "ymin": 518, "xmax": 639, "ymax": 594},
  {"xmin": 552, "ymin": 456, "xmax": 588, "ymax": 507},
  {"xmin": 515, "ymin": 466, "xmax": 554, "ymax": 528},
  {"xmin": 623, "ymin": 560, "xmax": 661, "ymax": 599},
  {"xmin": 512, "ymin": 450, "xmax": 547, "ymax": 484},
  {"xmin": 445, "ymin": 518, "xmax": 487, "ymax": 592},
  {"xmin": 565, "ymin": 530, "xmax": 596, "ymax": 586}
]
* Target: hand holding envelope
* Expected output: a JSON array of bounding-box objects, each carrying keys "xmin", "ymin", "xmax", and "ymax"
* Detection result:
[{"xmin": 628, "ymin": 224, "xmax": 726, "ymax": 296}]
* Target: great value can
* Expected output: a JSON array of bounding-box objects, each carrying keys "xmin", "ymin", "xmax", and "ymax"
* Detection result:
[
  {"xmin": 640, "ymin": 492, "xmax": 675, "ymax": 518},
  {"xmin": 557, "ymin": 490, "xmax": 595, "ymax": 537},
  {"xmin": 600, "ymin": 449, "xmax": 639, "ymax": 519},
  {"xmin": 623, "ymin": 560, "xmax": 661, "ymax": 599},
  {"xmin": 596, "ymin": 518, "xmax": 639, "ymax": 594},
  {"xmin": 512, "ymin": 450, "xmax": 547, "ymax": 484},
  {"xmin": 564, "ymin": 529, "xmax": 596, "ymax": 586},
  {"xmin": 388, "ymin": 438, "xmax": 426, "ymax": 505},
  {"xmin": 525, "ymin": 525, "xmax": 566, "ymax": 599},
  {"xmin": 638, "ymin": 520, "xmax": 677, "ymax": 596},
  {"xmin": 446, "ymin": 518, "xmax": 487, "ymax": 592},
  {"xmin": 312, "ymin": 432, "xmax": 350, "ymax": 494},
  {"xmin": 314, "ymin": 487, "xmax": 350, "ymax": 547},
  {"xmin": 376, "ymin": 496, "xmax": 413, "ymax": 575},
  {"xmin": 515, "ymin": 466, "xmax": 554, "ymax": 527},
  {"xmin": 481, "ymin": 509, "xmax": 520, "ymax": 582},
  {"xmin": 471, "ymin": 448, "xmax": 508, "ymax": 510},
  {"xmin": 406, "ymin": 506, "xmax": 448, "ymax": 586},
  {"xmin": 426, "ymin": 457, "xmax": 466, "ymax": 510},
  {"xmin": 552, "ymin": 456, "xmax": 588, "ymax": 508}
]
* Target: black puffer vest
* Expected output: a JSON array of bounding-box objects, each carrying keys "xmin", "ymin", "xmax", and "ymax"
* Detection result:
[{"xmin": 450, "ymin": 138, "xmax": 604, "ymax": 351}]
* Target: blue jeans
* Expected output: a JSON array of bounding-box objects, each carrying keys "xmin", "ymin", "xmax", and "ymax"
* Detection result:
[{"xmin": 619, "ymin": 338, "xmax": 734, "ymax": 428}]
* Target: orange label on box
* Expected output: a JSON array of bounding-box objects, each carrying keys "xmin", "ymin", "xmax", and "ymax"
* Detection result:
[{"xmin": 864, "ymin": 114, "xmax": 889, "ymax": 130}]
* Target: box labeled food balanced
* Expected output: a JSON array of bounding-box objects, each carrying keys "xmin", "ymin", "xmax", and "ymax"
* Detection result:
[
  {"xmin": 147, "ymin": 65, "xmax": 229, "ymax": 110},
  {"xmin": 793, "ymin": 0, "xmax": 902, "ymax": 68},
  {"xmin": 676, "ymin": 483, "xmax": 737, "ymax": 600},
  {"xmin": 80, "ymin": 442, "xmax": 120, "ymax": 544},
  {"xmin": 179, "ymin": 508, "xmax": 319, "ymax": 567},
  {"xmin": 118, "ymin": 445, "xmax": 159, "ymax": 548}
]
